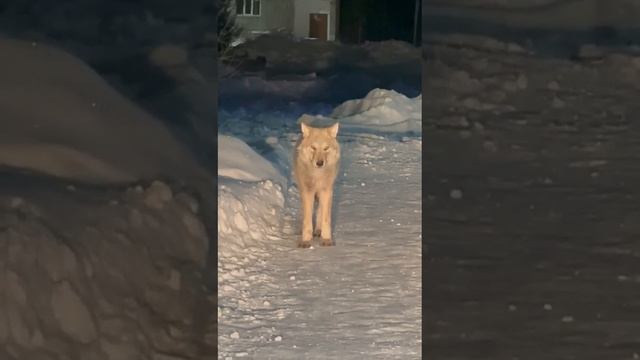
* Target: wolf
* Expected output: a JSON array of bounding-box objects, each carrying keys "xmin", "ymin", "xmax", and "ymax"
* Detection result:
[{"xmin": 293, "ymin": 119, "xmax": 340, "ymax": 248}]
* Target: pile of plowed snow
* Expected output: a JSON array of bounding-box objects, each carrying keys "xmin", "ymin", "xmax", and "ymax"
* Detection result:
[
  {"xmin": 217, "ymin": 135, "xmax": 286, "ymax": 257},
  {"xmin": 331, "ymin": 89, "xmax": 422, "ymax": 133},
  {"xmin": 218, "ymin": 135, "xmax": 286, "ymax": 186}
]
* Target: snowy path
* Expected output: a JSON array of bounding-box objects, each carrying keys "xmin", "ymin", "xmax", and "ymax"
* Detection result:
[{"xmin": 219, "ymin": 131, "xmax": 422, "ymax": 359}]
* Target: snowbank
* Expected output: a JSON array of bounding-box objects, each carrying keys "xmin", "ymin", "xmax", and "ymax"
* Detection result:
[
  {"xmin": 0, "ymin": 37, "xmax": 211, "ymax": 187},
  {"xmin": 220, "ymin": 35, "xmax": 421, "ymax": 107},
  {"xmin": 232, "ymin": 34, "xmax": 420, "ymax": 71},
  {"xmin": 425, "ymin": 33, "xmax": 530, "ymax": 54},
  {"xmin": 218, "ymin": 179, "xmax": 285, "ymax": 257},
  {"xmin": 2, "ymin": 0, "xmax": 218, "ymax": 168},
  {"xmin": 330, "ymin": 89, "xmax": 422, "ymax": 133},
  {"xmin": 360, "ymin": 40, "xmax": 421, "ymax": 65},
  {"xmin": 0, "ymin": 176, "xmax": 216, "ymax": 358},
  {"xmin": 218, "ymin": 135, "xmax": 286, "ymax": 187},
  {"xmin": 218, "ymin": 71, "xmax": 409, "ymax": 110},
  {"xmin": 0, "ymin": 37, "xmax": 217, "ymax": 358},
  {"xmin": 218, "ymin": 135, "xmax": 286, "ymax": 257}
]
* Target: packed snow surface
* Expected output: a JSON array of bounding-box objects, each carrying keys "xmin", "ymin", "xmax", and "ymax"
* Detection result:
[{"xmin": 218, "ymin": 88, "xmax": 422, "ymax": 359}]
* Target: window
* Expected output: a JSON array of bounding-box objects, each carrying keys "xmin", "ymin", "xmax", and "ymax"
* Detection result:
[{"xmin": 236, "ymin": 0, "xmax": 260, "ymax": 16}]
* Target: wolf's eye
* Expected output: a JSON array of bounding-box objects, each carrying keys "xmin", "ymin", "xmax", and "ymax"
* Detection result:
[
  {"xmin": 323, "ymin": 146, "xmax": 329, "ymax": 151},
  {"xmin": 310, "ymin": 146, "xmax": 316, "ymax": 151}
]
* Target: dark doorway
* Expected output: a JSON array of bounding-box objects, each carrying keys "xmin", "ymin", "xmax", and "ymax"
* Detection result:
[{"xmin": 309, "ymin": 13, "xmax": 328, "ymax": 40}]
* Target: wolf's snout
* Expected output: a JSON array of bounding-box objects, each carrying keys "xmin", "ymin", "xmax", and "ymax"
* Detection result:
[{"xmin": 316, "ymin": 160, "xmax": 324, "ymax": 167}]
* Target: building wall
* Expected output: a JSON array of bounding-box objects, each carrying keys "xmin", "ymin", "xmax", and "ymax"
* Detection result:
[
  {"xmin": 233, "ymin": 0, "xmax": 294, "ymax": 38},
  {"xmin": 293, "ymin": 0, "xmax": 337, "ymax": 40}
]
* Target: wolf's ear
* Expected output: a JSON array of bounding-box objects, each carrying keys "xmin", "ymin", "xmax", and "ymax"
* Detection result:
[
  {"xmin": 301, "ymin": 122, "xmax": 311, "ymax": 137},
  {"xmin": 327, "ymin": 122, "xmax": 339, "ymax": 138}
]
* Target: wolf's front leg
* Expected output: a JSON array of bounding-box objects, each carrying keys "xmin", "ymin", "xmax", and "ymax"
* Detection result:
[
  {"xmin": 318, "ymin": 189, "xmax": 334, "ymax": 246},
  {"xmin": 314, "ymin": 195, "xmax": 323, "ymax": 237},
  {"xmin": 299, "ymin": 190, "xmax": 314, "ymax": 248}
]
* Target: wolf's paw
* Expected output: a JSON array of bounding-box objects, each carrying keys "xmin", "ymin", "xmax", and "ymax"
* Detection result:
[
  {"xmin": 298, "ymin": 240, "xmax": 312, "ymax": 248},
  {"xmin": 320, "ymin": 238, "xmax": 334, "ymax": 247}
]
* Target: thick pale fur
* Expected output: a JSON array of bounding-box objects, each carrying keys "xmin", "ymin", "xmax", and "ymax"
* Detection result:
[{"xmin": 293, "ymin": 120, "xmax": 340, "ymax": 248}]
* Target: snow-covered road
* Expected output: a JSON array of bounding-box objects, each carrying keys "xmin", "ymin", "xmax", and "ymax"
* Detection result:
[{"xmin": 218, "ymin": 91, "xmax": 422, "ymax": 359}]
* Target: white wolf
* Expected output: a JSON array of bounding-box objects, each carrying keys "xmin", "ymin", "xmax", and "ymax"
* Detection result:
[{"xmin": 293, "ymin": 119, "xmax": 340, "ymax": 248}]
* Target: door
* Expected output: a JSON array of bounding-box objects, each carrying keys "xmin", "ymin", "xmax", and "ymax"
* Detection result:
[{"xmin": 309, "ymin": 13, "xmax": 328, "ymax": 40}]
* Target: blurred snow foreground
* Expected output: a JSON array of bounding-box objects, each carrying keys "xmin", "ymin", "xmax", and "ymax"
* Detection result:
[
  {"xmin": 0, "ymin": 37, "xmax": 213, "ymax": 188},
  {"xmin": 0, "ymin": 37, "xmax": 219, "ymax": 356},
  {"xmin": 0, "ymin": 37, "xmax": 216, "ymax": 271},
  {"xmin": 218, "ymin": 87, "xmax": 422, "ymax": 255}
]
